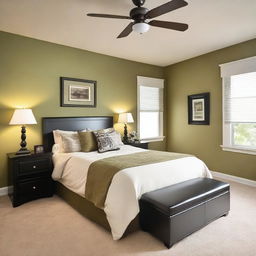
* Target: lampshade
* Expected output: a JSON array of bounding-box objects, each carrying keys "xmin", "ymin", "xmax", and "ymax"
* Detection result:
[
  {"xmin": 9, "ymin": 109, "xmax": 37, "ymax": 125},
  {"xmin": 118, "ymin": 113, "xmax": 134, "ymax": 124},
  {"xmin": 132, "ymin": 22, "xmax": 150, "ymax": 34}
]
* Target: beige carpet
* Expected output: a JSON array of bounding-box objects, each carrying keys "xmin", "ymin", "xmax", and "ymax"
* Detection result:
[{"xmin": 0, "ymin": 179, "xmax": 256, "ymax": 256}]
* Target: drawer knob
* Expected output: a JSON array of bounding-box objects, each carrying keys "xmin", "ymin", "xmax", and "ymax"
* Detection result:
[
  {"xmin": 33, "ymin": 186, "xmax": 36, "ymax": 190},
  {"xmin": 33, "ymin": 165, "xmax": 37, "ymax": 169}
]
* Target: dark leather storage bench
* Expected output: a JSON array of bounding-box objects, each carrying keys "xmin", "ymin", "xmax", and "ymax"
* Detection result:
[{"xmin": 139, "ymin": 178, "xmax": 230, "ymax": 248}]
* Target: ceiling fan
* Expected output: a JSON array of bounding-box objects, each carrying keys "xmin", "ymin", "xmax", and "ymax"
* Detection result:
[{"xmin": 87, "ymin": 0, "xmax": 189, "ymax": 38}]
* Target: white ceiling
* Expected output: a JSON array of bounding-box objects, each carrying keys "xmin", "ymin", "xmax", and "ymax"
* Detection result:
[{"xmin": 0, "ymin": 0, "xmax": 255, "ymax": 66}]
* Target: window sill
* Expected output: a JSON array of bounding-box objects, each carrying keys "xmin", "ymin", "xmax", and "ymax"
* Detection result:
[
  {"xmin": 220, "ymin": 145, "xmax": 256, "ymax": 155},
  {"xmin": 140, "ymin": 136, "xmax": 165, "ymax": 143}
]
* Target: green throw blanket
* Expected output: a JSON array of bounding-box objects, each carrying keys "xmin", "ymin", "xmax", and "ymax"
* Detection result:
[{"xmin": 84, "ymin": 150, "xmax": 190, "ymax": 209}]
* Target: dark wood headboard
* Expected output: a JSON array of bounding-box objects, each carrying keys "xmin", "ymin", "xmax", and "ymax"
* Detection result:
[{"xmin": 42, "ymin": 116, "xmax": 113, "ymax": 152}]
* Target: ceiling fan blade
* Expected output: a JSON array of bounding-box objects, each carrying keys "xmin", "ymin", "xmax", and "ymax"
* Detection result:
[
  {"xmin": 87, "ymin": 13, "xmax": 131, "ymax": 19},
  {"xmin": 149, "ymin": 20, "xmax": 188, "ymax": 31},
  {"xmin": 117, "ymin": 22, "xmax": 134, "ymax": 38},
  {"xmin": 146, "ymin": 0, "xmax": 188, "ymax": 19}
]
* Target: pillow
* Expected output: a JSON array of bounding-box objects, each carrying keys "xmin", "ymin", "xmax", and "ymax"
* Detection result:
[
  {"xmin": 60, "ymin": 132, "xmax": 81, "ymax": 153},
  {"xmin": 92, "ymin": 128, "xmax": 123, "ymax": 146},
  {"xmin": 94, "ymin": 130, "xmax": 120, "ymax": 153},
  {"xmin": 78, "ymin": 131, "xmax": 98, "ymax": 152},
  {"xmin": 53, "ymin": 129, "xmax": 87, "ymax": 153},
  {"xmin": 95, "ymin": 128, "xmax": 115, "ymax": 134},
  {"xmin": 108, "ymin": 130, "xmax": 123, "ymax": 146},
  {"xmin": 52, "ymin": 144, "xmax": 60, "ymax": 154},
  {"xmin": 53, "ymin": 130, "xmax": 76, "ymax": 144}
]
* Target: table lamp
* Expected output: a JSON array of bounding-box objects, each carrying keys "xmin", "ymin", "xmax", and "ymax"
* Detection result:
[
  {"xmin": 118, "ymin": 113, "xmax": 134, "ymax": 143},
  {"xmin": 9, "ymin": 109, "xmax": 37, "ymax": 155}
]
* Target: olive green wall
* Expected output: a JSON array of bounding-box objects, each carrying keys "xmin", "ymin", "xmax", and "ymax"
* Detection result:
[
  {"xmin": 165, "ymin": 39, "xmax": 256, "ymax": 181},
  {"xmin": 0, "ymin": 31, "xmax": 165, "ymax": 188},
  {"xmin": 1, "ymin": 31, "xmax": 255, "ymax": 189}
]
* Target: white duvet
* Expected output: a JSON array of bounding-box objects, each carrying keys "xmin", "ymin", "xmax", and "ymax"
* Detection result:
[{"xmin": 52, "ymin": 145, "xmax": 212, "ymax": 240}]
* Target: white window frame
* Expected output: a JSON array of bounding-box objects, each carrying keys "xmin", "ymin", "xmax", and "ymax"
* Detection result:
[
  {"xmin": 137, "ymin": 76, "xmax": 165, "ymax": 142},
  {"xmin": 220, "ymin": 56, "xmax": 256, "ymax": 155}
]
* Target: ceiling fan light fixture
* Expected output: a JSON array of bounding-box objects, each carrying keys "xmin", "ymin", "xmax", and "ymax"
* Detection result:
[{"xmin": 132, "ymin": 22, "xmax": 150, "ymax": 34}]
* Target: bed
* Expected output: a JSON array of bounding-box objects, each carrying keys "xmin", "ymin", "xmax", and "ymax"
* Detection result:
[{"xmin": 42, "ymin": 116, "xmax": 212, "ymax": 240}]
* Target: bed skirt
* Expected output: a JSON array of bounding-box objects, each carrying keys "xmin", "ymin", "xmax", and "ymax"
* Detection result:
[{"xmin": 55, "ymin": 182, "xmax": 140, "ymax": 237}]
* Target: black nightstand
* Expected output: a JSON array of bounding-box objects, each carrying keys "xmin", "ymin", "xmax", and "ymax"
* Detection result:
[
  {"xmin": 124, "ymin": 141, "xmax": 149, "ymax": 149},
  {"xmin": 8, "ymin": 152, "xmax": 54, "ymax": 207}
]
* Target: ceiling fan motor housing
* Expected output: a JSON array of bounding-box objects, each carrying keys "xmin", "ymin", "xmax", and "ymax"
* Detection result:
[
  {"xmin": 132, "ymin": 0, "xmax": 145, "ymax": 7},
  {"xmin": 130, "ymin": 7, "xmax": 148, "ymax": 22}
]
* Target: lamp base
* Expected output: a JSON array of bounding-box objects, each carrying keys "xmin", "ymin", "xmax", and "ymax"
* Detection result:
[
  {"xmin": 16, "ymin": 149, "xmax": 31, "ymax": 155},
  {"xmin": 123, "ymin": 124, "xmax": 129, "ymax": 143},
  {"xmin": 15, "ymin": 125, "xmax": 31, "ymax": 155}
]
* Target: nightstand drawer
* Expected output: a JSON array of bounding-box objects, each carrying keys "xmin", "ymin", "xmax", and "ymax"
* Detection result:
[
  {"xmin": 8, "ymin": 152, "xmax": 53, "ymax": 207},
  {"xmin": 18, "ymin": 158, "xmax": 50, "ymax": 175},
  {"xmin": 18, "ymin": 177, "xmax": 53, "ymax": 200}
]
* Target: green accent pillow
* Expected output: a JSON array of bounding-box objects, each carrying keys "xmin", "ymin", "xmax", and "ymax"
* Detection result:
[{"xmin": 78, "ymin": 131, "xmax": 98, "ymax": 152}]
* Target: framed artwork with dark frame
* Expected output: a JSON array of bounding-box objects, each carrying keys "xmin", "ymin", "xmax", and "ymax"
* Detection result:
[
  {"xmin": 188, "ymin": 92, "xmax": 210, "ymax": 125},
  {"xmin": 34, "ymin": 145, "xmax": 45, "ymax": 154},
  {"xmin": 60, "ymin": 77, "xmax": 97, "ymax": 107}
]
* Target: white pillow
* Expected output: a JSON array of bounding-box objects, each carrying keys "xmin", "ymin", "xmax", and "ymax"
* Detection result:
[
  {"xmin": 53, "ymin": 130, "xmax": 75, "ymax": 143},
  {"xmin": 52, "ymin": 144, "xmax": 60, "ymax": 154},
  {"xmin": 61, "ymin": 133, "xmax": 81, "ymax": 152},
  {"xmin": 53, "ymin": 129, "xmax": 87, "ymax": 153}
]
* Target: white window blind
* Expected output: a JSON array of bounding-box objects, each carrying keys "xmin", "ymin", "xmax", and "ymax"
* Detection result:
[
  {"xmin": 137, "ymin": 76, "xmax": 164, "ymax": 142},
  {"xmin": 220, "ymin": 56, "xmax": 256, "ymax": 154},
  {"xmin": 140, "ymin": 86, "xmax": 163, "ymax": 112},
  {"xmin": 224, "ymin": 72, "xmax": 256, "ymax": 123}
]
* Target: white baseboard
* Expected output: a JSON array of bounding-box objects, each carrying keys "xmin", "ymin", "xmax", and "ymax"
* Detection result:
[
  {"xmin": 0, "ymin": 186, "xmax": 13, "ymax": 197},
  {"xmin": 211, "ymin": 171, "xmax": 256, "ymax": 188}
]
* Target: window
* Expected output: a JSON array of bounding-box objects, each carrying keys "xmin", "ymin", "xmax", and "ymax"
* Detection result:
[
  {"xmin": 137, "ymin": 76, "xmax": 164, "ymax": 142},
  {"xmin": 220, "ymin": 56, "xmax": 256, "ymax": 155}
]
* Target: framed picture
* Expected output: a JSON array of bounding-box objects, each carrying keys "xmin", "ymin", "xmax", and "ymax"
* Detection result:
[
  {"xmin": 60, "ymin": 77, "xmax": 96, "ymax": 107},
  {"xmin": 188, "ymin": 93, "xmax": 210, "ymax": 125},
  {"xmin": 34, "ymin": 145, "xmax": 44, "ymax": 154}
]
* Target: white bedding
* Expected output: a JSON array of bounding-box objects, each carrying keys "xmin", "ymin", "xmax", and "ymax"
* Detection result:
[{"xmin": 52, "ymin": 145, "xmax": 212, "ymax": 240}]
